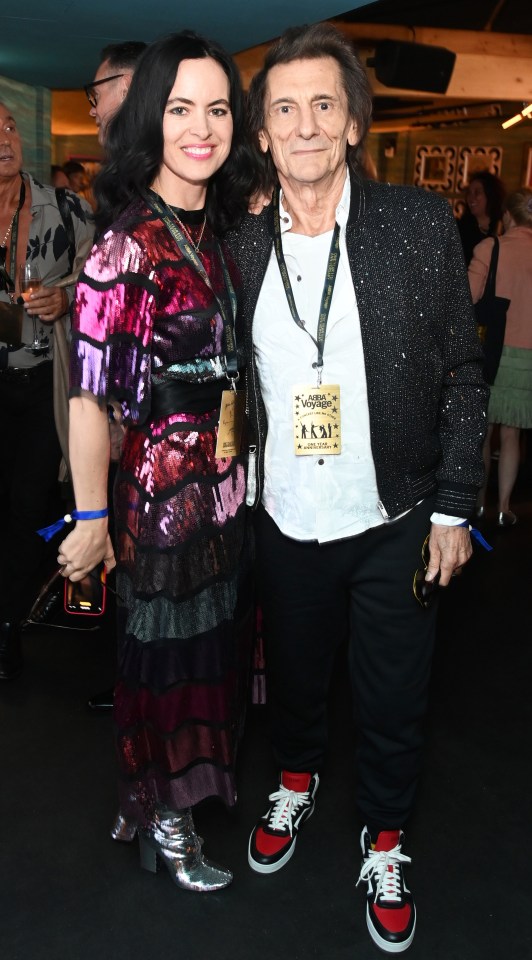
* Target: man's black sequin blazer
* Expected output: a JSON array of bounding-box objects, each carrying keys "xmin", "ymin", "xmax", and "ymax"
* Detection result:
[{"xmin": 227, "ymin": 172, "xmax": 488, "ymax": 521}]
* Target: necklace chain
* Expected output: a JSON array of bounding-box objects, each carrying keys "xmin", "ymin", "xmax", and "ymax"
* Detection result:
[
  {"xmin": 172, "ymin": 212, "xmax": 206, "ymax": 253},
  {"xmin": 1, "ymin": 207, "xmax": 18, "ymax": 249}
]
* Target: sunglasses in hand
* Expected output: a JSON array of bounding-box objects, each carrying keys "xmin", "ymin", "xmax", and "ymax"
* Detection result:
[{"xmin": 413, "ymin": 533, "xmax": 441, "ymax": 608}]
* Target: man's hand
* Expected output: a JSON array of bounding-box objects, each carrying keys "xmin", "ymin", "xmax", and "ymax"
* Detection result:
[
  {"xmin": 26, "ymin": 286, "xmax": 68, "ymax": 323},
  {"xmin": 425, "ymin": 523, "xmax": 472, "ymax": 587}
]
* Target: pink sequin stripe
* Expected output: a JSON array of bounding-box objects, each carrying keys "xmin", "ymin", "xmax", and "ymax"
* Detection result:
[
  {"xmin": 74, "ymin": 280, "xmax": 155, "ymax": 345},
  {"xmin": 121, "ymin": 468, "xmax": 246, "ymax": 547}
]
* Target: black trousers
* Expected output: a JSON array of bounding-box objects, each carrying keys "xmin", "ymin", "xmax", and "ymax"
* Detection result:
[
  {"xmin": 0, "ymin": 363, "xmax": 62, "ymax": 623},
  {"xmin": 255, "ymin": 498, "xmax": 438, "ymax": 836}
]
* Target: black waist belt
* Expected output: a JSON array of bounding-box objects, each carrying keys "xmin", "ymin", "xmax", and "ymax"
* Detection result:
[{"xmin": 150, "ymin": 374, "xmax": 242, "ymax": 419}]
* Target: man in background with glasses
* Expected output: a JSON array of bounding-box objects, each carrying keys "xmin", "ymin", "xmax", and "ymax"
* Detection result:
[
  {"xmin": 79, "ymin": 41, "xmax": 146, "ymax": 710},
  {"xmin": 84, "ymin": 41, "xmax": 146, "ymax": 147}
]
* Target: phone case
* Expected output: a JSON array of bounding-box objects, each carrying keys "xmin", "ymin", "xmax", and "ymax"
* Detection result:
[{"xmin": 64, "ymin": 565, "xmax": 107, "ymax": 616}]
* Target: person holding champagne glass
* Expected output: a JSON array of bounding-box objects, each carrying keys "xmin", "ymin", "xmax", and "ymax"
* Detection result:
[{"xmin": 0, "ymin": 101, "xmax": 94, "ymax": 680}]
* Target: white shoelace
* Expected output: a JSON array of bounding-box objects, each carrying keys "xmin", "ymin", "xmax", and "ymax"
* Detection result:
[
  {"xmin": 357, "ymin": 842, "xmax": 412, "ymax": 902},
  {"xmin": 265, "ymin": 785, "xmax": 311, "ymax": 836}
]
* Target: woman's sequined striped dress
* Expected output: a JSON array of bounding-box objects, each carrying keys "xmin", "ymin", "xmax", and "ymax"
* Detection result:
[{"xmin": 70, "ymin": 201, "xmax": 252, "ymax": 822}]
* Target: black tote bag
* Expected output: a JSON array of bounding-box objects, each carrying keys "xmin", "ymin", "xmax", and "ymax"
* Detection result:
[{"xmin": 474, "ymin": 237, "xmax": 510, "ymax": 385}]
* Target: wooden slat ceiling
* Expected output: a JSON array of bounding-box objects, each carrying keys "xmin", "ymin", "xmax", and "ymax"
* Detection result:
[{"xmin": 36, "ymin": 0, "xmax": 532, "ymax": 135}]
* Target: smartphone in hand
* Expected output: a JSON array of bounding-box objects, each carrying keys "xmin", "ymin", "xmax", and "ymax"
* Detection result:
[{"xmin": 64, "ymin": 564, "xmax": 107, "ymax": 616}]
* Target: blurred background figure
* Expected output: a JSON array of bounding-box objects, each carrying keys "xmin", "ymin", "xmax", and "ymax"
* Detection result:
[
  {"xmin": 62, "ymin": 160, "xmax": 87, "ymax": 195},
  {"xmin": 0, "ymin": 102, "xmax": 94, "ymax": 681},
  {"xmin": 457, "ymin": 169, "xmax": 506, "ymax": 266},
  {"xmin": 51, "ymin": 164, "xmax": 69, "ymax": 189},
  {"xmin": 84, "ymin": 40, "xmax": 147, "ymax": 147},
  {"xmin": 82, "ymin": 39, "xmax": 147, "ymax": 711},
  {"xmin": 469, "ymin": 188, "xmax": 532, "ymax": 526},
  {"xmin": 62, "ymin": 159, "xmax": 96, "ymax": 210}
]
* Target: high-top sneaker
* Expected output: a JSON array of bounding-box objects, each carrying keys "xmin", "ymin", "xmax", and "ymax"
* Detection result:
[
  {"xmin": 357, "ymin": 826, "xmax": 416, "ymax": 953},
  {"xmin": 248, "ymin": 771, "xmax": 319, "ymax": 874}
]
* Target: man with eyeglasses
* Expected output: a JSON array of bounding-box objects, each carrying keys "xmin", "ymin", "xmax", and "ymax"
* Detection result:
[{"xmin": 85, "ymin": 41, "xmax": 147, "ymax": 146}]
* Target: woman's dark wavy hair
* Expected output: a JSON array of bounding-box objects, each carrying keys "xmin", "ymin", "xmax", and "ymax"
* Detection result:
[
  {"xmin": 462, "ymin": 169, "xmax": 506, "ymax": 232},
  {"xmin": 94, "ymin": 31, "xmax": 256, "ymax": 234},
  {"xmin": 247, "ymin": 23, "xmax": 373, "ymax": 194}
]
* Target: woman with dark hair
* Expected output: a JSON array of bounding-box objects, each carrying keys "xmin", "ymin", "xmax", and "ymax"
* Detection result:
[
  {"xmin": 57, "ymin": 31, "xmax": 254, "ymax": 892},
  {"xmin": 457, "ymin": 169, "xmax": 505, "ymax": 265}
]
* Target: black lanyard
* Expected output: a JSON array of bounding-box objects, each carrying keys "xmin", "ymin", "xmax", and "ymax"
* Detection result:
[
  {"xmin": 0, "ymin": 176, "xmax": 25, "ymax": 295},
  {"xmin": 146, "ymin": 190, "xmax": 239, "ymax": 382},
  {"xmin": 272, "ymin": 188, "xmax": 341, "ymax": 385}
]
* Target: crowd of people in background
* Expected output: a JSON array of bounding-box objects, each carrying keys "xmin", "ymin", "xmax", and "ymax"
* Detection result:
[{"xmin": 0, "ymin": 20, "xmax": 530, "ymax": 956}]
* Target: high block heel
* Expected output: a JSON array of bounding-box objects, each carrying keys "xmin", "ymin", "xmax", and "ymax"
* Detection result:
[
  {"xmin": 110, "ymin": 810, "xmax": 138, "ymax": 842},
  {"xmin": 497, "ymin": 510, "xmax": 517, "ymax": 527},
  {"xmin": 138, "ymin": 807, "xmax": 232, "ymax": 892},
  {"xmin": 139, "ymin": 834, "xmax": 158, "ymax": 872}
]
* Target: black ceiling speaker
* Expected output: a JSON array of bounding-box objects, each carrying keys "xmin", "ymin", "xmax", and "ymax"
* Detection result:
[{"xmin": 369, "ymin": 40, "xmax": 456, "ymax": 94}]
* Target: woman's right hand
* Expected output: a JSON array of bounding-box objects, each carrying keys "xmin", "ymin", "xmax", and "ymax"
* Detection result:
[
  {"xmin": 248, "ymin": 190, "xmax": 272, "ymax": 215},
  {"xmin": 57, "ymin": 521, "xmax": 116, "ymax": 581}
]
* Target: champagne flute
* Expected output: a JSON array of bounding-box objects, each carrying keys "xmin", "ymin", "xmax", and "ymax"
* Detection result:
[{"xmin": 20, "ymin": 262, "xmax": 43, "ymax": 353}]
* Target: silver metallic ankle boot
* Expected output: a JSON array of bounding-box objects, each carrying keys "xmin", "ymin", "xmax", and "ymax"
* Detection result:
[
  {"xmin": 138, "ymin": 807, "xmax": 232, "ymax": 892},
  {"xmin": 110, "ymin": 809, "xmax": 138, "ymax": 842}
]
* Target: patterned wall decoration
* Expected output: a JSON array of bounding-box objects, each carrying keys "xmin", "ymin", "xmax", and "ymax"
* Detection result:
[
  {"xmin": 456, "ymin": 146, "xmax": 503, "ymax": 191},
  {"xmin": 414, "ymin": 145, "xmax": 457, "ymax": 191}
]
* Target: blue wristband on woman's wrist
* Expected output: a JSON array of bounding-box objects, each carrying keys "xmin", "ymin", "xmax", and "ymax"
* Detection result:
[{"xmin": 37, "ymin": 508, "xmax": 109, "ymax": 542}]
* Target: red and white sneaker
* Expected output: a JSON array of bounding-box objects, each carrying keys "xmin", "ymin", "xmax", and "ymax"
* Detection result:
[
  {"xmin": 357, "ymin": 826, "xmax": 416, "ymax": 953},
  {"xmin": 248, "ymin": 771, "xmax": 319, "ymax": 874}
]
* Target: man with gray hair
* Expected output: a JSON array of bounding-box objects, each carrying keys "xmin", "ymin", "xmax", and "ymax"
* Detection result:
[{"xmin": 228, "ymin": 22, "xmax": 488, "ymax": 953}]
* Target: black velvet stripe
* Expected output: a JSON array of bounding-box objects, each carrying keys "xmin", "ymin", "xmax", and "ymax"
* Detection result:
[
  {"xmin": 115, "ymin": 458, "xmax": 241, "ymax": 506},
  {"xmin": 116, "ymin": 618, "xmax": 239, "ymax": 689},
  {"xmin": 149, "ymin": 303, "xmax": 217, "ymax": 322},
  {"xmin": 77, "ymin": 270, "xmax": 159, "ymax": 295},
  {"xmin": 118, "ymin": 755, "xmax": 234, "ymax": 782},
  {"xmin": 144, "ymin": 413, "xmax": 221, "ymax": 437},
  {"xmin": 117, "ymin": 714, "xmax": 232, "ymax": 740},
  {"xmin": 71, "ymin": 329, "xmax": 147, "ymax": 350}
]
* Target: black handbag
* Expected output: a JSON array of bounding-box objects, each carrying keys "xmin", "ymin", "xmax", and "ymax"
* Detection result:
[{"xmin": 474, "ymin": 237, "xmax": 510, "ymax": 385}]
